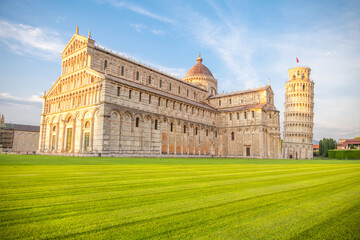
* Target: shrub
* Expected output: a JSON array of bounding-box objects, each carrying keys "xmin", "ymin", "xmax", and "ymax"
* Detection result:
[{"xmin": 328, "ymin": 150, "xmax": 360, "ymax": 160}]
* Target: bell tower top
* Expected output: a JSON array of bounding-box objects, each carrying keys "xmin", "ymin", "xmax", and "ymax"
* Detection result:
[{"xmin": 288, "ymin": 66, "xmax": 311, "ymax": 82}]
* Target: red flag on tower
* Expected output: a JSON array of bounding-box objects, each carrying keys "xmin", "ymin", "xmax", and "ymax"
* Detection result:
[{"xmin": 296, "ymin": 57, "xmax": 299, "ymax": 63}]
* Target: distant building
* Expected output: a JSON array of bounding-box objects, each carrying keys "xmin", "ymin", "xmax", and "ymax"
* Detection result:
[
  {"xmin": 337, "ymin": 139, "xmax": 360, "ymax": 150},
  {"xmin": 0, "ymin": 114, "xmax": 40, "ymax": 154},
  {"xmin": 313, "ymin": 144, "xmax": 319, "ymax": 154}
]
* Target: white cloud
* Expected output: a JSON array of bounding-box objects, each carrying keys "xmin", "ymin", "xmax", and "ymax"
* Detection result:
[
  {"xmin": 0, "ymin": 21, "xmax": 64, "ymax": 60},
  {"xmin": 0, "ymin": 92, "xmax": 43, "ymax": 104},
  {"xmin": 129, "ymin": 23, "xmax": 165, "ymax": 35},
  {"xmin": 175, "ymin": 2, "xmax": 360, "ymax": 140},
  {"xmin": 108, "ymin": 0, "xmax": 175, "ymax": 24}
]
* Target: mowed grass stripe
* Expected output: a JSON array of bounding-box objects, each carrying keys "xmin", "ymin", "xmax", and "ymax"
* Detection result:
[
  {"xmin": 2, "ymin": 168, "xmax": 359, "ymax": 227},
  {"xmin": 1, "ymin": 166, "xmax": 358, "ymax": 212},
  {"xmin": 1, "ymin": 165, "xmax": 357, "ymax": 199},
  {"xmin": 0, "ymin": 155, "xmax": 359, "ymax": 239},
  {"xmin": 1, "ymin": 166, "xmax": 358, "ymax": 220},
  {"xmin": 28, "ymin": 171, "xmax": 360, "ymax": 240}
]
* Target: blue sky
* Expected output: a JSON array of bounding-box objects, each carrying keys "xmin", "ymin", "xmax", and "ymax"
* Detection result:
[{"xmin": 0, "ymin": 0, "xmax": 359, "ymax": 141}]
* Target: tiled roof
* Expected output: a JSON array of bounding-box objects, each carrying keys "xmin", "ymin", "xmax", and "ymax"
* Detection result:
[
  {"xmin": 218, "ymin": 103, "xmax": 279, "ymax": 113},
  {"xmin": 1, "ymin": 123, "xmax": 40, "ymax": 132},
  {"xmin": 185, "ymin": 56, "xmax": 213, "ymax": 78},
  {"xmin": 106, "ymin": 75, "xmax": 218, "ymax": 112},
  {"xmin": 209, "ymin": 86, "xmax": 270, "ymax": 99},
  {"xmin": 339, "ymin": 139, "xmax": 360, "ymax": 144},
  {"xmin": 218, "ymin": 103, "xmax": 266, "ymax": 112}
]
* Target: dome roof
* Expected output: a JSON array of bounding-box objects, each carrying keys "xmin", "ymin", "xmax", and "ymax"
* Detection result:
[{"xmin": 185, "ymin": 55, "xmax": 213, "ymax": 78}]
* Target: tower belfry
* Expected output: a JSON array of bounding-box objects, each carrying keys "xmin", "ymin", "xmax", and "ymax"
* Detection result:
[{"xmin": 282, "ymin": 66, "xmax": 315, "ymax": 159}]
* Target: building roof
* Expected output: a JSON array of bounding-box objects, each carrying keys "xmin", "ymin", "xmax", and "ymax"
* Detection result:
[
  {"xmin": 106, "ymin": 75, "xmax": 218, "ymax": 112},
  {"xmin": 208, "ymin": 86, "xmax": 270, "ymax": 99},
  {"xmin": 185, "ymin": 55, "xmax": 214, "ymax": 78},
  {"xmin": 338, "ymin": 139, "xmax": 360, "ymax": 145},
  {"xmin": 217, "ymin": 103, "xmax": 278, "ymax": 112},
  {"xmin": 1, "ymin": 123, "xmax": 40, "ymax": 132}
]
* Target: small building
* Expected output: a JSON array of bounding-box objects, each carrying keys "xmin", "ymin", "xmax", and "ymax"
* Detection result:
[
  {"xmin": 0, "ymin": 114, "xmax": 40, "ymax": 154},
  {"xmin": 313, "ymin": 144, "xmax": 319, "ymax": 154},
  {"xmin": 337, "ymin": 139, "xmax": 360, "ymax": 150}
]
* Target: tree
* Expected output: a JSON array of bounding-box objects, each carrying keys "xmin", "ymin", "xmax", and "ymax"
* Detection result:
[
  {"xmin": 350, "ymin": 144, "xmax": 356, "ymax": 149},
  {"xmin": 355, "ymin": 137, "xmax": 360, "ymax": 139},
  {"xmin": 318, "ymin": 138, "xmax": 337, "ymax": 158},
  {"xmin": 323, "ymin": 138, "xmax": 329, "ymax": 157},
  {"xmin": 319, "ymin": 140, "xmax": 323, "ymax": 156}
]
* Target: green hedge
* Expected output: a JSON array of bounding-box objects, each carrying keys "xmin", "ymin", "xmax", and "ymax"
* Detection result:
[{"xmin": 328, "ymin": 150, "xmax": 360, "ymax": 160}]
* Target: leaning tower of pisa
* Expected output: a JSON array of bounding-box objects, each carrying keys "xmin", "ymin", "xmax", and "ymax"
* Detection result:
[{"xmin": 282, "ymin": 66, "xmax": 314, "ymax": 159}]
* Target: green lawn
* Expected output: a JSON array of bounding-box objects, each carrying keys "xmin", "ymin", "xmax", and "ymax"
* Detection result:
[{"xmin": 1, "ymin": 155, "xmax": 360, "ymax": 239}]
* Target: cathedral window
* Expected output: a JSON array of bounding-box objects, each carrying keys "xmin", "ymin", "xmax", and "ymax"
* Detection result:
[
  {"xmin": 178, "ymin": 86, "xmax": 181, "ymax": 94},
  {"xmin": 149, "ymin": 95, "xmax": 151, "ymax": 104},
  {"xmin": 229, "ymin": 99, "xmax": 232, "ymax": 104},
  {"xmin": 169, "ymin": 83, "xmax": 172, "ymax": 91},
  {"xmin": 219, "ymin": 100, "xmax": 221, "ymax": 106},
  {"xmin": 170, "ymin": 122, "xmax": 173, "ymax": 132},
  {"xmin": 139, "ymin": 92, "xmax": 142, "ymax": 102},
  {"xmin": 244, "ymin": 112, "xmax": 247, "ymax": 119},
  {"xmin": 229, "ymin": 113, "xmax": 232, "ymax": 120},
  {"xmin": 252, "ymin": 111, "xmax": 255, "ymax": 118},
  {"xmin": 84, "ymin": 121, "xmax": 90, "ymax": 128},
  {"xmin": 121, "ymin": 66, "xmax": 124, "ymax": 76},
  {"xmin": 104, "ymin": 60, "xmax": 108, "ymax": 70},
  {"xmin": 136, "ymin": 71, "xmax": 139, "ymax": 80},
  {"xmin": 158, "ymin": 97, "xmax": 161, "ymax": 106},
  {"xmin": 215, "ymin": 131, "xmax": 217, "ymax": 138},
  {"xmin": 117, "ymin": 87, "xmax": 120, "ymax": 96},
  {"xmin": 237, "ymin": 113, "xmax": 240, "ymax": 120},
  {"xmin": 159, "ymin": 79, "xmax": 162, "ymax": 88},
  {"xmin": 155, "ymin": 119, "xmax": 158, "ymax": 130},
  {"xmin": 187, "ymin": 89, "xmax": 189, "ymax": 97},
  {"xmin": 193, "ymin": 92, "xmax": 196, "ymax": 100},
  {"xmin": 166, "ymin": 99, "xmax": 168, "ymax": 107},
  {"xmin": 231, "ymin": 132, "xmax": 235, "ymax": 141},
  {"xmin": 173, "ymin": 102, "xmax": 175, "ymax": 110},
  {"xmin": 269, "ymin": 113, "xmax": 272, "ymax": 119},
  {"xmin": 184, "ymin": 125, "xmax": 186, "ymax": 133},
  {"xmin": 206, "ymin": 129, "xmax": 208, "ymax": 136},
  {"xmin": 195, "ymin": 127, "xmax": 198, "ymax": 135},
  {"xmin": 136, "ymin": 117, "xmax": 139, "ymax": 127},
  {"xmin": 129, "ymin": 90, "xmax": 132, "ymax": 99},
  {"xmin": 303, "ymin": 84, "xmax": 305, "ymax": 91},
  {"xmin": 148, "ymin": 76, "xmax": 152, "ymax": 85}
]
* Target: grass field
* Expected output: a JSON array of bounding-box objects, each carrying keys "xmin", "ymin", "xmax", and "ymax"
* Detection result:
[{"xmin": 1, "ymin": 155, "xmax": 360, "ymax": 239}]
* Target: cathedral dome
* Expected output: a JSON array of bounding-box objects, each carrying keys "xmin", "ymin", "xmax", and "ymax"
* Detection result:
[{"xmin": 185, "ymin": 55, "xmax": 213, "ymax": 78}]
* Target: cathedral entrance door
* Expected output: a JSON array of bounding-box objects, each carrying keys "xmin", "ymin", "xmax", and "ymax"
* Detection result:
[
  {"xmin": 246, "ymin": 147, "xmax": 251, "ymax": 157},
  {"xmin": 84, "ymin": 132, "xmax": 90, "ymax": 151},
  {"xmin": 65, "ymin": 128, "xmax": 72, "ymax": 152}
]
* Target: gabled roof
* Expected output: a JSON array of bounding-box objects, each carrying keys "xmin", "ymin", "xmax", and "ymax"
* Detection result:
[
  {"xmin": 106, "ymin": 75, "xmax": 218, "ymax": 112},
  {"xmin": 61, "ymin": 33, "xmax": 90, "ymax": 58},
  {"xmin": 1, "ymin": 123, "xmax": 40, "ymax": 132},
  {"xmin": 209, "ymin": 85, "xmax": 271, "ymax": 99},
  {"xmin": 217, "ymin": 103, "xmax": 278, "ymax": 112}
]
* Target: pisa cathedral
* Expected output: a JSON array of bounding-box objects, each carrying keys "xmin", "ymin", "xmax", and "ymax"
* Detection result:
[{"xmin": 38, "ymin": 28, "xmax": 281, "ymax": 158}]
